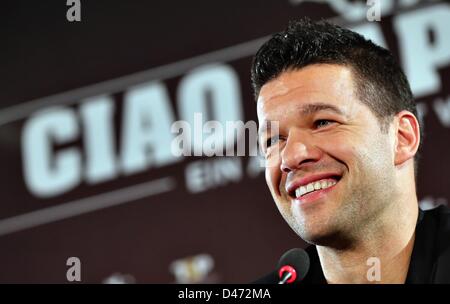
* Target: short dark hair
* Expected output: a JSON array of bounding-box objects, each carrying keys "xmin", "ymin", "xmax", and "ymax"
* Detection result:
[{"xmin": 251, "ymin": 17, "xmax": 422, "ymax": 169}]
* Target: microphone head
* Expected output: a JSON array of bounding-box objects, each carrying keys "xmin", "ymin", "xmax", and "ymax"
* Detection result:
[{"xmin": 277, "ymin": 248, "xmax": 310, "ymax": 284}]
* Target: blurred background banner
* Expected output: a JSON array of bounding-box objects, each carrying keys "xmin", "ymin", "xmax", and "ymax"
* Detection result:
[{"xmin": 0, "ymin": 0, "xmax": 449, "ymax": 283}]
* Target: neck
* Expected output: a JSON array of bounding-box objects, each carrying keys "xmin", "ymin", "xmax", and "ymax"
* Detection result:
[{"xmin": 317, "ymin": 198, "xmax": 419, "ymax": 284}]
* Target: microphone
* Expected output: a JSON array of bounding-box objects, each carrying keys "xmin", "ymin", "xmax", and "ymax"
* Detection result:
[{"xmin": 277, "ymin": 248, "xmax": 310, "ymax": 284}]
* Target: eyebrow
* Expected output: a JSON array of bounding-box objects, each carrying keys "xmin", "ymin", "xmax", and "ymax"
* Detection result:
[
  {"xmin": 298, "ymin": 102, "xmax": 344, "ymax": 116},
  {"xmin": 258, "ymin": 102, "xmax": 345, "ymax": 135}
]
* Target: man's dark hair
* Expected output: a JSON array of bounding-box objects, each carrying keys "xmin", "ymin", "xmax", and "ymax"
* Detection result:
[{"xmin": 251, "ymin": 17, "xmax": 423, "ymax": 171}]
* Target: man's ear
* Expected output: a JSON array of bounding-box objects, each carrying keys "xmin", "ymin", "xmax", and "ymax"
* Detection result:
[{"xmin": 394, "ymin": 110, "xmax": 421, "ymax": 166}]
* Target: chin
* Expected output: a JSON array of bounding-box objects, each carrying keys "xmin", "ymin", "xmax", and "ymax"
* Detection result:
[
  {"xmin": 296, "ymin": 225, "xmax": 330, "ymax": 245},
  {"xmin": 299, "ymin": 230, "xmax": 336, "ymax": 246},
  {"xmin": 288, "ymin": 217, "xmax": 348, "ymax": 248},
  {"xmin": 300, "ymin": 225, "xmax": 353, "ymax": 249}
]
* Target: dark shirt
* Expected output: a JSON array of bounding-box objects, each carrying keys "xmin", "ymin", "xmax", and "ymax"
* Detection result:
[{"xmin": 254, "ymin": 205, "xmax": 450, "ymax": 284}]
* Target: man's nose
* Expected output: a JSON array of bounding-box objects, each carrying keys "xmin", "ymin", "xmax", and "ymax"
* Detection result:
[{"xmin": 280, "ymin": 129, "xmax": 321, "ymax": 173}]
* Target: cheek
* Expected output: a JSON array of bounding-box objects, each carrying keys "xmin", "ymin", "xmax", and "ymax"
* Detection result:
[
  {"xmin": 265, "ymin": 164, "xmax": 283, "ymax": 197},
  {"xmin": 367, "ymin": 135, "xmax": 395, "ymax": 172},
  {"xmin": 317, "ymin": 134, "xmax": 357, "ymax": 166},
  {"xmin": 322, "ymin": 130, "xmax": 393, "ymax": 174}
]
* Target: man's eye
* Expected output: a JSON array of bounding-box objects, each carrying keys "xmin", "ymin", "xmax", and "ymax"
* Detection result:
[
  {"xmin": 266, "ymin": 135, "xmax": 280, "ymax": 148},
  {"xmin": 314, "ymin": 119, "xmax": 334, "ymax": 129}
]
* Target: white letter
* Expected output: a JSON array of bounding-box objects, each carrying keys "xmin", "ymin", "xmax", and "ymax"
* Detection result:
[
  {"xmin": 80, "ymin": 95, "xmax": 117, "ymax": 183},
  {"xmin": 203, "ymin": 121, "xmax": 223, "ymax": 157},
  {"xmin": 185, "ymin": 161, "xmax": 207, "ymax": 193},
  {"xmin": 171, "ymin": 120, "xmax": 192, "ymax": 157},
  {"xmin": 121, "ymin": 82, "xmax": 178, "ymax": 175},
  {"xmin": 213, "ymin": 158, "xmax": 242, "ymax": 185},
  {"xmin": 22, "ymin": 108, "xmax": 80, "ymax": 198},
  {"xmin": 177, "ymin": 64, "xmax": 243, "ymax": 154},
  {"xmin": 66, "ymin": 257, "xmax": 81, "ymax": 282},
  {"xmin": 366, "ymin": 0, "xmax": 381, "ymax": 22},
  {"xmin": 66, "ymin": 0, "xmax": 81, "ymax": 22},
  {"xmin": 394, "ymin": 4, "xmax": 450, "ymax": 97},
  {"xmin": 366, "ymin": 257, "xmax": 381, "ymax": 282},
  {"xmin": 193, "ymin": 112, "xmax": 203, "ymax": 156},
  {"xmin": 224, "ymin": 120, "xmax": 258, "ymax": 157}
]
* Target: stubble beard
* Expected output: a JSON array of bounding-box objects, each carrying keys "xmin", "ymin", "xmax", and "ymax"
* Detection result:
[{"xmin": 278, "ymin": 168, "xmax": 395, "ymax": 250}]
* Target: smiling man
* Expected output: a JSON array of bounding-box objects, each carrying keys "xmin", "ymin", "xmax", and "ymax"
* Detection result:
[{"xmin": 252, "ymin": 18, "xmax": 450, "ymax": 284}]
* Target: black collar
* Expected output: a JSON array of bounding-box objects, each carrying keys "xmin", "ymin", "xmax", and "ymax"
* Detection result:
[
  {"xmin": 304, "ymin": 208, "xmax": 429, "ymax": 284},
  {"xmin": 405, "ymin": 208, "xmax": 437, "ymax": 283}
]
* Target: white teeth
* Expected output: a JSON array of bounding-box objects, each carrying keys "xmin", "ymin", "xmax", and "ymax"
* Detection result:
[
  {"xmin": 295, "ymin": 186, "xmax": 307, "ymax": 198},
  {"xmin": 294, "ymin": 178, "xmax": 338, "ymax": 198}
]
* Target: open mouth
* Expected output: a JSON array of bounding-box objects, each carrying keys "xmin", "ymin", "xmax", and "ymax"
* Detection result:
[{"xmin": 288, "ymin": 175, "xmax": 342, "ymax": 200}]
